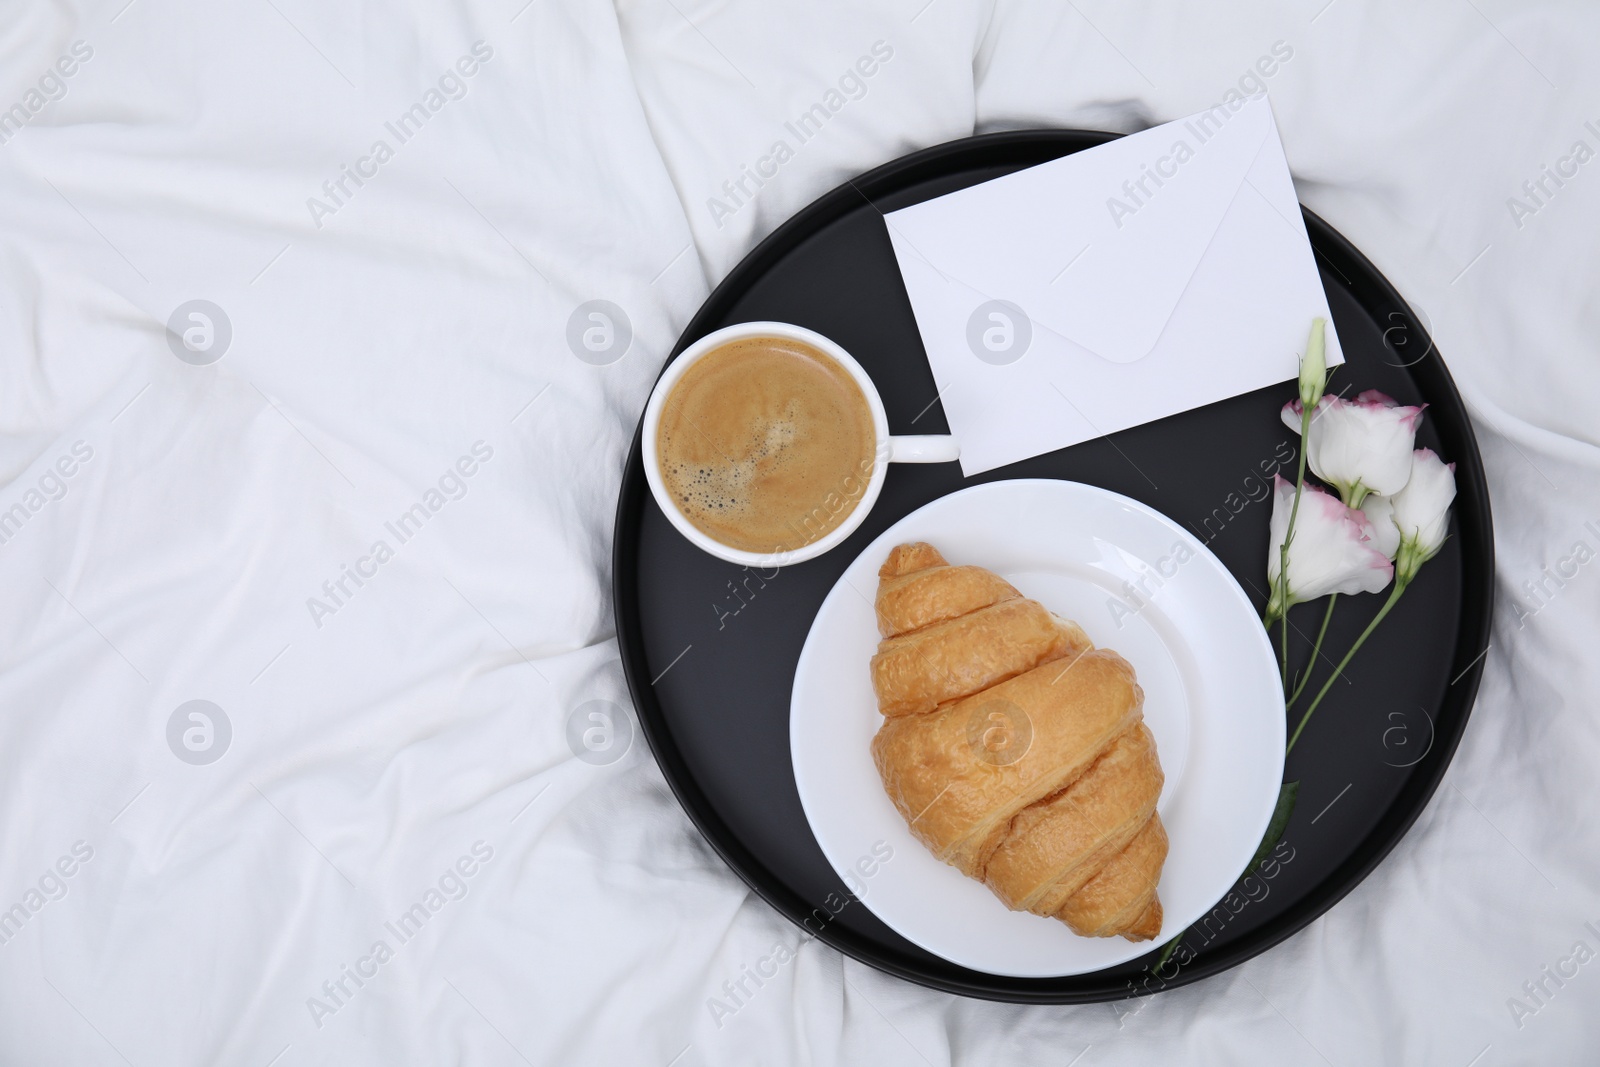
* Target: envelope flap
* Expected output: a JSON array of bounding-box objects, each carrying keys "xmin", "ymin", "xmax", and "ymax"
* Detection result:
[{"xmin": 887, "ymin": 98, "xmax": 1275, "ymax": 365}]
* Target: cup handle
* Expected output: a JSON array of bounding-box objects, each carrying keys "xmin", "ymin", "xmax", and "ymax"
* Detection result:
[{"xmin": 887, "ymin": 435, "xmax": 960, "ymax": 464}]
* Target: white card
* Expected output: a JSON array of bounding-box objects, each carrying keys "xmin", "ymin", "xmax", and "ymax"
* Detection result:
[{"xmin": 885, "ymin": 97, "xmax": 1344, "ymax": 476}]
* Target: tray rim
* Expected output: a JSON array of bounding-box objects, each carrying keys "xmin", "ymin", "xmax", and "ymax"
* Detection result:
[{"xmin": 611, "ymin": 127, "xmax": 1495, "ymax": 1003}]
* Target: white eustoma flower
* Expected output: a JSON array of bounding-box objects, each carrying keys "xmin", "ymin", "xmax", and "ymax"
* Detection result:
[
  {"xmin": 1358, "ymin": 494, "xmax": 1401, "ymax": 560},
  {"xmin": 1266, "ymin": 475, "xmax": 1393, "ymax": 618},
  {"xmin": 1281, "ymin": 389, "xmax": 1425, "ymax": 506},
  {"xmin": 1390, "ymin": 448, "xmax": 1456, "ymax": 580}
]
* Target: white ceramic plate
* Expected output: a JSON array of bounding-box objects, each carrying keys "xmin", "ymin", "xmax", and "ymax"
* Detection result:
[{"xmin": 790, "ymin": 479, "xmax": 1285, "ymax": 977}]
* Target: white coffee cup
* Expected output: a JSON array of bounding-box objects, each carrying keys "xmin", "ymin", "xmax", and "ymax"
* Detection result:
[{"xmin": 641, "ymin": 321, "xmax": 959, "ymax": 567}]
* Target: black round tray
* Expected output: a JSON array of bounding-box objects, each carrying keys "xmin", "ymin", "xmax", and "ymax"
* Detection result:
[{"xmin": 612, "ymin": 130, "xmax": 1493, "ymax": 1003}]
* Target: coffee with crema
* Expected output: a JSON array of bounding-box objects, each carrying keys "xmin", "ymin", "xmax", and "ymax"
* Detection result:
[{"xmin": 656, "ymin": 336, "xmax": 878, "ymax": 554}]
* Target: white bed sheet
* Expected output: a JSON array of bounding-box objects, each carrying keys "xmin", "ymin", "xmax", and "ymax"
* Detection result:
[{"xmin": 0, "ymin": 0, "xmax": 1596, "ymax": 1063}]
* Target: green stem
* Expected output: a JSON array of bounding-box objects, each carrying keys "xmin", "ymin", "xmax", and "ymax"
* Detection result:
[
  {"xmin": 1269, "ymin": 402, "xmax": 1317, "ymax": 650},
  {"xmin": 1287, "ymin": 594, "xmax": 1338, "ymax": 707},
  {"xmin": 1286, "ymin": 580, "xmax": 1409, "ymax": 753},
  {"xmin": 1279, "ymin": 612, "xmax": 1290, "ymax": 695}
]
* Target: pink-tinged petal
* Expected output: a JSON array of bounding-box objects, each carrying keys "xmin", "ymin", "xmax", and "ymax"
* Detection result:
[
  {"xmin": 1281, "ymin": 400, "xmax": 1305, "ymax": 434},
  {"xmin": 1302, "ymin": 478, "xmax": 1356, "ymax": 524},
  {"xmin": 1300, "ymin": 392, "xmax": 1422, "ymax": 499},
  {"xmin": 1391, "ymin": 448, "xmax": 1456, "ymax": 560},
  {"xmin": 1359, "ymin": 495, "xmax": 1401, "ymax": 559},
  {"xmin": 1267, "ymin": 475, "xmax": 1395, "ymax": 605},
  {"xmin": 1354, "ymin": 389, "xmax": 1397, "ymax": 408}
]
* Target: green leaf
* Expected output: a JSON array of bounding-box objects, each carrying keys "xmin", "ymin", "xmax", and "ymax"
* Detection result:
[
  {"xmin": 1249, "ymin": 781, "xmax": 1299, "ymax": 873},
  {"xmin": 1154, "ymin": 930, "xmax": 1183, "ymax": 971},
  {"xmin": 1147, "ymin": 782, "xmax": 1299, "ymax": 977}
]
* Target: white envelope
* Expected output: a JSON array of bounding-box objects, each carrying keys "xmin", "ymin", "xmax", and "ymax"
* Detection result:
[{"xmin": 885, "ymin": 96, "xmax": 1344, "ymax": 476}]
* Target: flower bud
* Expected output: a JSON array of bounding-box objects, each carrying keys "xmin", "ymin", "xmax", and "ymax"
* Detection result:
[{"xmin": 1298, "ymin": 317, "xmax": 1328, "ymax": 411}]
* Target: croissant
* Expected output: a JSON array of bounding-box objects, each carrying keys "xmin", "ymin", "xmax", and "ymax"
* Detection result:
[{"xmin": 868, "ymin": 542, "xmax": 1168, "ymax": 941}]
